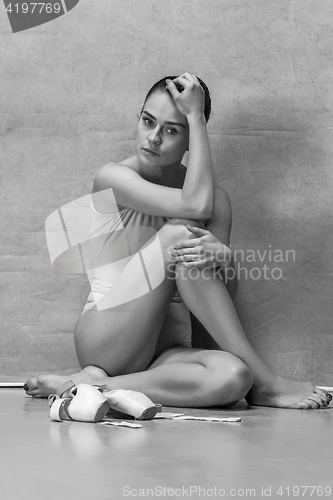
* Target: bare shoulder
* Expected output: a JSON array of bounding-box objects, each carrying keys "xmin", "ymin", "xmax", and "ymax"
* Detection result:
[
  {"xmin": 92, "ymin": 162, "xmax": 139, "ymax": 192},
  {"xmin": 91, "ymin": 163, "xmax": 142, "ymax": 213}
]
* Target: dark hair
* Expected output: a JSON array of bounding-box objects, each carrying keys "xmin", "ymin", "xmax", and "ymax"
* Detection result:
[{"xmin": 141, "ymin": 75, "xmax": 211, "ymax": 122}]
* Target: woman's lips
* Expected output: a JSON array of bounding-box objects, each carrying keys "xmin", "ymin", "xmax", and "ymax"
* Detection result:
[{"xmin": 142, "ymin": 147, "xmax": 160, "ymax": 156}]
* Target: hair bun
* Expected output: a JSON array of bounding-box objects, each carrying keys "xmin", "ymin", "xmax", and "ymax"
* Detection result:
[{"xmin": 142, "ymin": 75, "xmax": 212, "ymax": 122}]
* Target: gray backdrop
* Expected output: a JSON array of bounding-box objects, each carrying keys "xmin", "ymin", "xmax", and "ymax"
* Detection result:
[{"xmin": 1, "ymin": 0, "xmax": 332, "ymax": 384}]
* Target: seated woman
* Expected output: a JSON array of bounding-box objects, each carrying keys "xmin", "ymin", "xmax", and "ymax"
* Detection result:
[{"xmin": 24, "ymin": 73, "xmax": 331, "ymax": 409}]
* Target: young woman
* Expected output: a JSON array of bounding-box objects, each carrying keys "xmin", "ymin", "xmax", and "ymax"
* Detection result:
[{"xmin": 24, "ymin": 73, "xmax": 331, "ymax": 410}]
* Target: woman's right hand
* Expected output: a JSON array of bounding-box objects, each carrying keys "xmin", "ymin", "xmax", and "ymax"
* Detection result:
[{"xmin": 166, "ymin": 73, "xmax": 205, "ymax": 120}]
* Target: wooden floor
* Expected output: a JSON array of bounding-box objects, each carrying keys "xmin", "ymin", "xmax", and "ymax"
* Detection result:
[{"xmin": 1, "ymin": 389, "xmax": 332, "ymax": 500}]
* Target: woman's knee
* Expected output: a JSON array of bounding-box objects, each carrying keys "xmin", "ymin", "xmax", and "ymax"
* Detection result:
[
  {"xmin": 224, "ymin": 356, "xmax": 254, "ymax": 400},
  {"xmin": 201, "ymin": 351, "xmax": 253, "ymax": 404},
  {"xmin": 161, "ymin": 218, "xmax": 205, "ymax": 247}
]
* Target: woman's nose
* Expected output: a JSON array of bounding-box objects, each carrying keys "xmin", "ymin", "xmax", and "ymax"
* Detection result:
[{"xmin": 148, "ymin": 128, "xmax": 162, "ymax": 144}]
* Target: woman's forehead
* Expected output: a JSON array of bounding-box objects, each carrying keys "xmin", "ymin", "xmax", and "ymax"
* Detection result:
[{"xmin": 143, "ymin": 91, "xmax": 188, "ymax": 126}]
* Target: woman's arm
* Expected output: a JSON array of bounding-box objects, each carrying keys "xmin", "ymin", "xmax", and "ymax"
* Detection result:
[
  {"xmin": 181, "ymin": 114, "xmax": 215, "ymax": 217},
  {"xmin": 92, "ymin": 165, "xmax": 208, "ymax": 219},
  {"xmin": 168, "ymin": 75, "xmax": 215, "ymax": 217},
  {"xmin": 204, "ymin": 185, "xmax": 238, "ymax": 298},
  {"xmin": 93, "ymin": 74, "xmax": 215, "ymax": 220},
  {"xmin": 171, "ymin": 184, "xmax": 238, "ymax": 299}
]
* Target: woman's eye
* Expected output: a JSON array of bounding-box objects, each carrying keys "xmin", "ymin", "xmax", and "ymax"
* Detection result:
[
  {"xmin": 167, "ymin": 128, "xmax": 177, "ymax": 135},
  {"xmin": 144, "ymin": 118, "xmax": 153, "ymax": 126}
]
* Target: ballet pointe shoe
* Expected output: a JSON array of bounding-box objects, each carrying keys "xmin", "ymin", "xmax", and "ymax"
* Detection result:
[
  {"xmin": 48, "ymin": 381, "xmax": 110, "ymax": 423},
  {"xmin": 97, "ymin": 385, "xmax": 162, "ymax": 420},
  {"xmin": 48, "ymin": 381, "xmax": 161, "ymax": 423}
]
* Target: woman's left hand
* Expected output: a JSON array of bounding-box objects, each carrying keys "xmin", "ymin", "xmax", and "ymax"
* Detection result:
[{"xmin": 171, "ymin": 225, "xmax": 232, "ymax": 270}]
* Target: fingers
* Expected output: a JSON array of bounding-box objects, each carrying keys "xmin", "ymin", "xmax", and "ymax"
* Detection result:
[
  {"xmin": 171, "ymin": 245, "xmax": 200, "ymax": 259},
  {"xmin": 176, "ymin": 72, "xmax": 197, "ymax": 83},
  {"xmin": 166, "ymin": 79, "xmax": 180, "ymax": 99},
  {"xmin": 175, "ymin": 254, "xmax": 201, "ymax": 263},
  {"xmin": 178, "ymin": 72, "xmax": 196, "ymax": 79},
  {"xmin": 166, "ymin": 73, "xmax": 200, "ymax": 96},
  {"xmin": 174, "ymin": 239, "xmax": 200, "ymax": 249},
  {"xmin": 172, "ymin": 248, "xmax": 200, "ymax": 258},
  {"xmin": 166, "ymin": 76, "xmax": 193, "ymax": 99},
  {"xmin": 172, "ymin": 76, "xmax": 196, "ymax": 91},
  {"xmin": 179, "ymin": 260, "xmax": 208, "ymax": 269},
  {"xmin": 178, "ymin": 72, "xmax": 201, "ymax": 85},
  {"xmin": 166, "ymin": 72, "xmax": 205, "ymax": 118},
  {"xmin": 186, "ymin": 224, "xmax": 207, "ymax": 234}
]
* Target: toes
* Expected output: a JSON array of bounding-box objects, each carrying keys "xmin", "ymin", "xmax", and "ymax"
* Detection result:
[
  {"xmin": 25, "ymin": 388, "xmax": 43, "ymax": 398},
  {"xmin": 300, "ymin": 400, "xmax": 314, "ymax": 410},
  {"xmin": 318, "ymin": 392, "xmax": 332, "ymax": 406},
  {"xmin": 299, "ymin": 391, "xmax": 331, "ymax": 410},
  {"xmin": 314, "ymin": 387, "xmax": 332, "ymax": 402},
  {"xmin": 301, "ymin": 399, "xmax": 318, "ymax": 410},
  {"xmin": 23, "ymin": 377, "xmax": 45, "ymax": 397},
  {"xmin": 23, "ymin": 384, "xmax": 38, "ymax": 395},
  {"xmin": 305, "ymin": 395, "xmax": 327, "ymax": 409},
  {"xmin": 23, "ymin": 378, "xmax": 39, "ymax": 393}
]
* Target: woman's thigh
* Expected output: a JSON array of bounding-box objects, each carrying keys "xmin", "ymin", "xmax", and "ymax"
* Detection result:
[
  {"xmin": 149, "ymin": 345, "xmax": 251, "ymax": 406},
  {"xmin": 148, "ymin": 345, "xmax": 249, "ymax": 384},
  {"xmin": 75, "ymin": 218, "xmax": 204, "ymax": 375},
  {"xmin": 152, "ymin": 299, "xmax": 192, "ymax": 359},
  {"xmin": 148, "ymin": 345, "xmax": 221, "ymax": 369},
  {"xmin": 75, "ymin": 281, "xmax": 177, "ymax": 375}
]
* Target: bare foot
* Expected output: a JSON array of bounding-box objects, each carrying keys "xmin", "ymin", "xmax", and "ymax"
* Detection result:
[
  {"xmin": 246, "ymin": 376, "xmax": 332, "ymax": 409},
  {"xmin": 23, "ymin": 366, "xmax": 113, "ymax": 398}
]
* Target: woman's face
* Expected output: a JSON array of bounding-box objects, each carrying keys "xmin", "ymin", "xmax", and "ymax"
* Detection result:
[{"xmin": 136, "ymin": 90, "xmax": 189, "ymax": 167}]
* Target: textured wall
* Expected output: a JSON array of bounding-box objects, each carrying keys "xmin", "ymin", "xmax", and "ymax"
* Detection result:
[{"xmin": 0, "ymin": 0, "xmax": 332, "ymax": 384}]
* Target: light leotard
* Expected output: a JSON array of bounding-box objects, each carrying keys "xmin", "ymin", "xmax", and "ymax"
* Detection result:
[{"xmin": 81, "ymin": 198, "xmax": 192, "ymax": 349}]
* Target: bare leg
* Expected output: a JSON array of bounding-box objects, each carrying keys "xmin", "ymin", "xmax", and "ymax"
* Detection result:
[
  {"xmin": 169, "ymin": 226, "xmax": 331, "ymax": 409},
  {"xmin": 26, "ymin": 347, "xmax": 253, "ymax": 407},
  {"xmin": 25, "ymin": 218, "xmax": 331, "ymax": 408},
  {"xmin": 112, "ymin": 347, "xmax": 253, "ymax": 406},
  {"xmin": 27, "ymin": 217, "xmax": 250, "ymax": 405}
]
